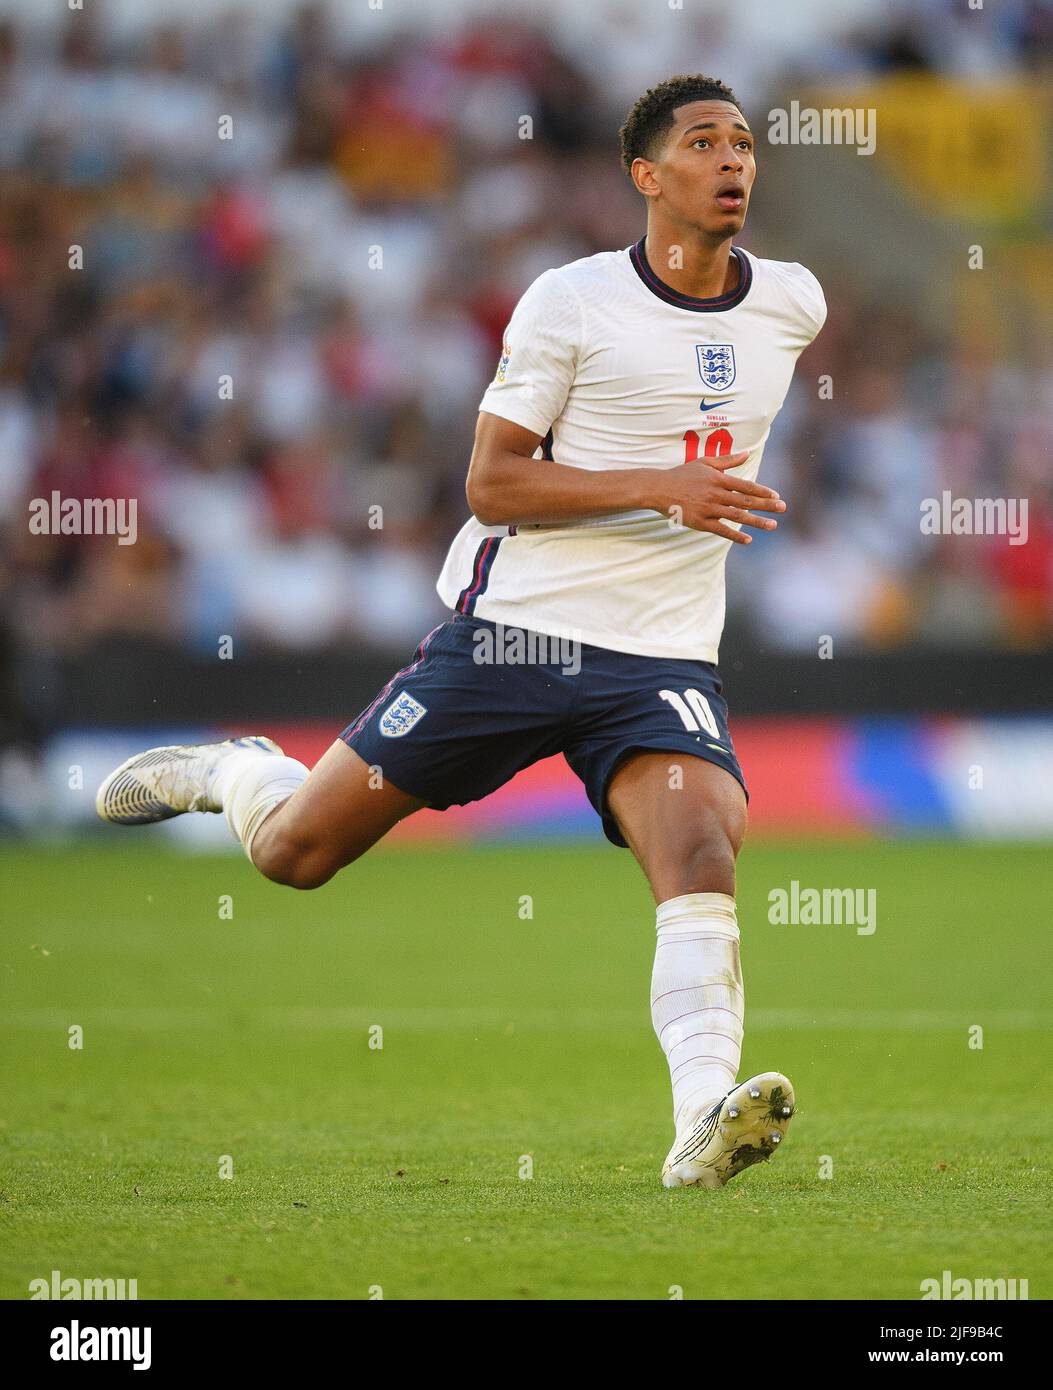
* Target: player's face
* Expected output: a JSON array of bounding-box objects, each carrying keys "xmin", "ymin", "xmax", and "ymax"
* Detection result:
[{"xmin": 649, "ymin": 100, "xmax": 755, "ymax": 236}]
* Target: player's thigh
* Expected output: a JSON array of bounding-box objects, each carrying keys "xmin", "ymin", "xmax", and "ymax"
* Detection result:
[
  {"xmin": 258, "ymin": 739, "xmax": 425, "ymax": 868},
  {"xmin": 606, "ymin": 751, "xmax": 748, "ymax": 903}
]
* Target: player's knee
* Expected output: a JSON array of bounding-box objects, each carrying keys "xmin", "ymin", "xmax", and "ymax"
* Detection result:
[
  {"xmin": 674, "ymin": 807, "xmax": 744, "ymax": 895},
  {"xmin": 254, "ymin": 851, "xmax": 335, "ymax": 891},
  {"xmin": 268, "ymin": 858, "xmax": 337, "ymax": 891},
  {"xmin": 682, "ymin": 837, "xmax": 736, "ymax": 892},
  {"xmin": 251, "ymin": 825, "xmax": 341, "ymax": 891}
]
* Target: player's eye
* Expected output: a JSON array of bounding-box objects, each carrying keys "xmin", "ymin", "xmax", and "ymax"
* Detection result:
[{"xmin": 692, "ymin": 138, "xmax": 710, "ymax": 148}]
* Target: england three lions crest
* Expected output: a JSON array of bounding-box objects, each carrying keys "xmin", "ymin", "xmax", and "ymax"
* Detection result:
[
  {"xmin": 379, "ymin": 692, "xmax": 428, "ymax": 738},
  {"xmin": 696, "ymin": 344, "xmax": 736, "ymax": 391}
]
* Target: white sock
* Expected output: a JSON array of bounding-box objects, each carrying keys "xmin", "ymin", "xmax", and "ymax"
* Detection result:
[
  {"xmin": 651, "ymin": 892, "xmax": 744, "ymax": 1130},
  {"xmin": 213, "ymin": 750, "xmax": 309, "ymax": 860}
]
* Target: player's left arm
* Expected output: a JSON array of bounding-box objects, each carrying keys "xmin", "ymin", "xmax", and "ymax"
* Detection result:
[{"xmin": 782, "ymin": 263, "xmax": 827, "ymax": 348}]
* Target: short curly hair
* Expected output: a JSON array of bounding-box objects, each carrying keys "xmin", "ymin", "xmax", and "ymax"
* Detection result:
[{"xmin": 619, "ymin": 75, "xmax": 743, "ymax": 173}]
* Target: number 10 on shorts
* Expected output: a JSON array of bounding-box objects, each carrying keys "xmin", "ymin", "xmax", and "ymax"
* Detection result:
[{"xmin": 658, "ymin": 688, "xmax": 721, "ymax": 739}]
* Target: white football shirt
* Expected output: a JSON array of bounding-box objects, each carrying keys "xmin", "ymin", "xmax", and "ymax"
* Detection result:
[{"xmin": 436, "ymin": 239, "xmax": 826, "ymax": 661}]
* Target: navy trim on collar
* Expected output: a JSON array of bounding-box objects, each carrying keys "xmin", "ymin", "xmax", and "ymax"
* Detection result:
[{"xmin": 629, "ymin": 238, "xmax": 752, "ymax": 312}]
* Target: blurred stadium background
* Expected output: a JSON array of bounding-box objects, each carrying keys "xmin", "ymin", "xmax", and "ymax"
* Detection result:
[{"xmin": 1, "ymin": 0, "xmax": 1051, "ymax": 846}]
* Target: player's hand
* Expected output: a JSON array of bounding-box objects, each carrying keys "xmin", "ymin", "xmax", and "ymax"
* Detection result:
[{"xmin": 653, "ymin": 451, "xmax": 785, "ymax": 544}]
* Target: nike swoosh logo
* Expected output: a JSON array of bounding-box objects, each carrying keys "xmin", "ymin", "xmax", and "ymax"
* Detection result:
[{"xmin": 699, "ymin": 398, "xmax": 733, "ymax": 412}]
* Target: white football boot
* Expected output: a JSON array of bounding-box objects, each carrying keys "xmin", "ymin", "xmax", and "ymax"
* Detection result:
[
  {"xmin": 96, "ymin": 736, "xmax": 284, "ymax": 825},
  {"xmin": 662, "ymin": 1071, "xmax": 795, "ymax": 1189}
]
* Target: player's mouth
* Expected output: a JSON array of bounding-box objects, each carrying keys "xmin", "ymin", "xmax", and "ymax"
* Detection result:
[{"xmin": 715, "ymin": 182, "xmax": 745, "ymax": 212}]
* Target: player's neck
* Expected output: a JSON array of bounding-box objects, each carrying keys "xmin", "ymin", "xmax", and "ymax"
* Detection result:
[{"xmin": 641, "ymin": 221, "xmax": 738, "ymax": 300}]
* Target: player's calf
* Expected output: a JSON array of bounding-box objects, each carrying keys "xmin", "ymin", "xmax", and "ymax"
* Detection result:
[{"xmin": 96, "ymin": 736, "xmax": 424, "ymax": 890}]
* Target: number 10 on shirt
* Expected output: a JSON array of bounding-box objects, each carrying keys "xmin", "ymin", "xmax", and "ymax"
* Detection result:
[{"xmin": 684, "ymin": 427, "xmax": 735, "ymax": 461}]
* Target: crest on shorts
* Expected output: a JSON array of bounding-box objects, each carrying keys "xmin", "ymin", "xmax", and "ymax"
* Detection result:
[
  {"xmin": 696, "ymin": 344, "xmax": 736, "ymax": 391},
  {"xmin": 379, "ymin": 692, "xmax": 428, "ymax": 738}
]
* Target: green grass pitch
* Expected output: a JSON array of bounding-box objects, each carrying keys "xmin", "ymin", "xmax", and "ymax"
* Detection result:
[{"xmin": 1, "ymin": 837, "xmax": 1050, "ymax": 1300}]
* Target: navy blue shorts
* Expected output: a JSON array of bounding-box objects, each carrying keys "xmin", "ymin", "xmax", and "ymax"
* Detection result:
[{"xmin": 340, "ymin": 614, "xmax": 746, "ymax": 848}]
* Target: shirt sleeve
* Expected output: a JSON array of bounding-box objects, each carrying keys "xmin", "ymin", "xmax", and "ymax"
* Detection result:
[
  {"xmin": 478, "ymin": 269, "xmax": 582, "ymax": 437},
  {"xmin": 792, "ymin": 265, "xmax": 827, "ymax": 345}
]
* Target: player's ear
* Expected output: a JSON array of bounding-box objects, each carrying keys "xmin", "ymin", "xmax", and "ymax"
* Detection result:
[{"xmin": 630, "ymin": 156, "xmax": 660, "ymax": 199}]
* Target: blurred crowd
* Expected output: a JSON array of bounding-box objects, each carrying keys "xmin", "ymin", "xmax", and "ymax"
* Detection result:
[{"xmin": 1, "ymin": 0, "xmax": 1052, "ymax": 675}]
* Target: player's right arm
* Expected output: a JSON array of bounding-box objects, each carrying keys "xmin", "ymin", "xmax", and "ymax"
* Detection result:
[{"xmin": 466, "ymin": 413, "xmax": 785, "ymax": 545}]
